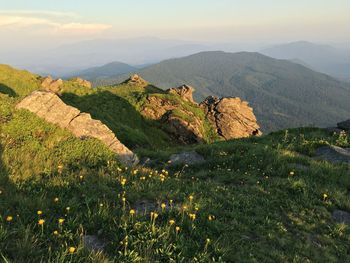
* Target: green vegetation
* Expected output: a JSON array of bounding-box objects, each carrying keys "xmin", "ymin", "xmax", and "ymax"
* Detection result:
[
  {"xmin": 93, "ymin": 51, "xmax": 350, "ymax": 133},
  {"xmin": 1, "ymin": 64, "xmax": 350, "ymax": 262}
]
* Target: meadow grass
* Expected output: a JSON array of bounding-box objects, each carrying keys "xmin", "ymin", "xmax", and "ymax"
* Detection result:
[{"xmin": 1, "ymin": 65, "xmax": 350, "ymax": 262}]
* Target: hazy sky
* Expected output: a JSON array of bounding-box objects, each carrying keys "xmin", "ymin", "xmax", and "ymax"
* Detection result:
[{"xmin": 1, "ymin": 0, "xmax": 350, "ymax": 50}]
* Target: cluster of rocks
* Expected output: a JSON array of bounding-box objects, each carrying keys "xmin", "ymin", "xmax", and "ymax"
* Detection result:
[
  {"xmin": 141, "ymin": 85, "xmax": 261, "ymax": 144},
  {"xmin": 40, "ymin": 76, "xmax": 92, "ymax": 93},
  {"xmin": 70, "ymin": 77, "xmax": 92, "ymax": 88},
  {"xmin": 16, "ymin": 91, "xmax": 138, "ymax": 166}
]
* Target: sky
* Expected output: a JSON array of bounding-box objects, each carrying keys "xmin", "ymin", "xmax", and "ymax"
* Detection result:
[
  {"xmin": 1, "ymin": 0, "xmax": 350, "ymax": 46},
  {"xmin": 0, "ymin": 0, "xmax": 350, "ymax": 73}
]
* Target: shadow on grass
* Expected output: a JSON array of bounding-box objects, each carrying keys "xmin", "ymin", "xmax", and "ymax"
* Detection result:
[
  {"xmin": 60, "ymin": 90, "xmax": 174, "ymax": 150},
  {"xmin": 0, "ymin": 84, "xmax": 17, "ymax": 97}
]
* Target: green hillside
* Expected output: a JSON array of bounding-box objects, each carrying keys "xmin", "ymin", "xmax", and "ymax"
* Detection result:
[
  {"xmin": 1, "ymin": 64, "xmax": 350, "ymax": 262},
  {"xmin": 96, "ymin": 51, "xmax": 350, "ymax": 133}
]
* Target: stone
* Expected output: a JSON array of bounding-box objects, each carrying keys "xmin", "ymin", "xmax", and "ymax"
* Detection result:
[
  {"xmin": 167, "ymin": 85, "xmax": 196, "ymax": 104},
  {"xmin": 141, "ymin": 96, "xmax": 205, "ymax": 144},
  {"xmin": 16, "ymin": 91, "xmax": 138, "ymax": 166},
  {"xmin": 315, "ymin": 145, "xmax": 350, "ymax": 164},
  {"xmin": 200, "ymin": 96, "xmax": 261, "ymax": 140},
  {"xmin": 337, "ymin": 120, "xmax": 350, "ymax": 131},
  {"xmin": 70, "ymin": 77, "xmax": 92, "ymax": 88},
  {"xmin": 162, "ymin": 110, "xmax": 204, "ymax": 144},
  {"xmin": 83, "ymin": 235, "xmax": 106, "ymax": 252},
  {"xmin": 332, "ymin": 210, "xmax": 350, "ymax": 225},
  {"xmin": 41, "ymin": 76, "xmax": 63, "ymax": 93},
  {"xmin": 123, "ymin": 74, "xmax": 148, "ymax": 86},
  {"xmin": 169, "ymin": 151, "xmax": 205, "ymax": 166}
]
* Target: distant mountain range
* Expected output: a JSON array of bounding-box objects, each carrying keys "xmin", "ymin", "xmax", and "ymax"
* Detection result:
[
  {"xmin": 261, "ymin": 41, "xmax": 350, "ymax": 82},
  {"xmin": 64, "ymin": 62, "xmax": 138, "ymax": 81},
  {"xmin": 78, "ymin": 51, "xmax": 350, "ymax": 132}
]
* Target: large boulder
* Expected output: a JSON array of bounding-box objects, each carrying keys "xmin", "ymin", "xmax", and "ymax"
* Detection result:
[
  {"xmin": 338, "ymin": 120, "xmax": 350, "ymax": 131},
  {"xmin": 16, "ymin": 91, "xmax": 138, "ymax": 166},
  {"xmin": 41, "ymin": 76, "xmax": 63, "ymax": 93},
  {"xmin": 167, "ymin": 85, "xmax": 196, "ymax": 104},
  {"xmin": 200, "ymin": 96, "xmax": 261, "ymax": 140}
]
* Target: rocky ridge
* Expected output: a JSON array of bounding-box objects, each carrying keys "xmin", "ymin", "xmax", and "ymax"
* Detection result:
[
  {"xmin": 16, "ymin": 91, "xmax": 138, "ymax": 166},
  {"xmin": 141, "ymin": 85, "xmax": 261, "ymax": 143}
]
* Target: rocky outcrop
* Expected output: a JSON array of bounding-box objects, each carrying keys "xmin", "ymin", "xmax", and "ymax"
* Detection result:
[
  {"xmin": 141, "ymin": 95, "xmax": 205, "ymax": 144},
  {"xmin": 200, "ymin": 96, "xmax": 261, "ymax": 140},
  {"xmin": 70, "ymin": 77, "xmax": 92, "ymax": 88},
  {"xmin": 41, "ymin": 76, "xmax": 63, "ymax": 93},
  {"xmin": 16, "ymin": 91, "xmax": 138, "ymax": 166},
  {"xmin": 162, "ymin": 110, "xmax": 204, "ymax": 144},
  {"xmin": 338, "ymin": 120, "xmax": 350, "ymax": 131},
  {"xmin": 167, "ymin": 85, "xmax": 196, "ymax": 104},
  {"xmin": 123, "ymin": 74, "xmax": 148, "ymax": 86}
]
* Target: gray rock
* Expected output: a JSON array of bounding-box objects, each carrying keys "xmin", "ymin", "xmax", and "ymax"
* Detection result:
[
  {"xmin": 332, "ymin": 210, "xmax": 350, "ymax": 225},
  {"xmin": 337, "ymin": 119, "xmax": 350, "ymax": 131},
  {"xmin": 169, "ymin": 151, "xmax": 205, "ymax": 166},
  {"xmin": 200, "ymin": 96, "xmax": 261, "ymax": 140},
  {"xmin": 16, "ymin": 91, "xmax": 138, "ymax": 166},
  {"xmin": 315, "ymin": 145, "xmax": 350, "ymax": 164},
  {"xmin": 83, "ymin": 235, "xmax": 106, "ymax": 252}
]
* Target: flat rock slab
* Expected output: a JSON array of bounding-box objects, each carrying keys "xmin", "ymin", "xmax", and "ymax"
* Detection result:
[
  {"xmin": 16, "ymin": 91, "xmax": 138, "ymax": 166},
  {"xmin": 83, "ymin": 235, "xmax": 106, "ymax": 252},
  {"xmin": 332, "ymin": 210, "xmax": 350, "ymax": 225},
  {"xmin": 169, "ymin": 151, "xmax": 205, "ymax": 166},
  {"xmin": 315, "ymin": 145, "xmax": 350, "ymax": 164}
]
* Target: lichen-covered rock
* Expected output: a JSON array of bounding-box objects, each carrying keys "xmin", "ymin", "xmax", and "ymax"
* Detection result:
[
  {"xmin": 41, "ymin": 76, "xmax": 63, "ymax": 93},
  {"xmin": 200, "ymin": 96, "xmax": 261, "ymax": 140},
  {"xmin": 16, "ymin": 91, "xmax": 138, "ymax": 166},
  {"xmin": 167, "ymin": 85, "xmax": 196, "ymax": 104},
  {"xmin": 70, "ymin": 77, "xmax": 92, "ymax": 88}
]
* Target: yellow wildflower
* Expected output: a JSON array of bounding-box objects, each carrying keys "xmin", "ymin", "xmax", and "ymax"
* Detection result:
[
  {"xmin": 175, "ymin": 226, "xmax": 181, "ymax": 232},
  {"xmin": 53, "ymin": 230, "xmax": 59, "ymax": 235},
  {"xmin": 6, "ymin": 216, "xmax": 13, "ymax": 222},
  {"xmin": 58, "ymin": 218, "xmax": 65, "ymax": 224},
  {"xmin": 129, "ymin": 209, "xmax": 135, "ymax": 215},
  {"xmin": 38, "ymin": 219, "xmax": 45, "ymax": 225},
  {"xmin": 189, "ymin": 213, "xmax": 196, "ymax": 221},
  {"xmin": 68, "ymin": 247, "xmax": 76, "ymax": 253},
  {"xmin": 169, "ymin": 219, "xmax": 175, "ymax": 225},
  {"xmin": 161, "ymin": 203, "xmax": 166, "ymax": 210},
  {"xmin": 37, "ymin": 210, "xmax": 43, "ymax": 215},
  {"xmin": 323, "ymin": 193, "xmax": 328, "ymax": 200},
  {"xmin": 54, "ymin": 197, "xmax": 59, "ymax": 202}
]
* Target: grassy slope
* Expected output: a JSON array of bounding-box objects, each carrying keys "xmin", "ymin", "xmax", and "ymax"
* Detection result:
[{"xmin": 1, "ymin": 64, "xmax": 350, "ymax": 261}]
